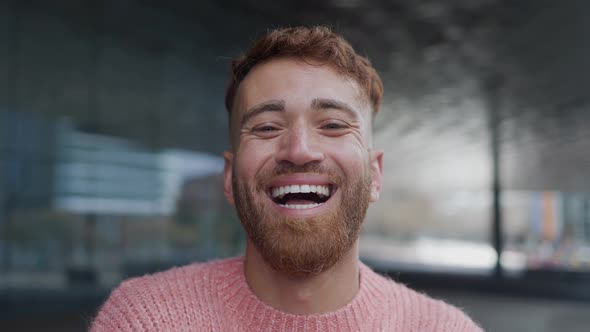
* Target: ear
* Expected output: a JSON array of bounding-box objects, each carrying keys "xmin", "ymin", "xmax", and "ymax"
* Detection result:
[
  {"xmin": 223, "ymin": 151, "xmax": 235, "ymax": 205},
  {"xmin": 369, "ymin": 149, "xmax": 383, "ymax": 202}
]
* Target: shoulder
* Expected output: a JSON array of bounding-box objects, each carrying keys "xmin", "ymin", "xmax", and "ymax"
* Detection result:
[
  {"xmin": 404, "ymin": 289, "xmax": 483, "ymax": 332},
  {"xmin": 90, "ymin": 256, "xmax": 241, "ymax": 332},
  {"xmin": 110, "ymin": 256, "xmax": 232, "ymax": 302},
  {"xmin": 362, "ymin": 265, "xmax": 483, "ymax": 331}
]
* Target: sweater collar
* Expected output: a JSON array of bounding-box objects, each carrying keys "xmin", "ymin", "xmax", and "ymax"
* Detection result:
[{"xmin": 215, "ymin": 256, "xmax": 390, "ymax": 330}]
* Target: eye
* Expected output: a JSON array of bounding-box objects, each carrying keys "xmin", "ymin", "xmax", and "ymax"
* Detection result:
[
  {"xmin": 251, "ymin": 123, "xmax": 282, "ymax": 138},
  {"xmin": 254, "ymin": 125, "xmax": 278, "ymax": 132},
  {"xmin": 321, "ymin": 121, "xmax": 347, "ymax": 130}
]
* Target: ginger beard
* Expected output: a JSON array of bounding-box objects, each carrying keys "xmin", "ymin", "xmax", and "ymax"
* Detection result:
[{"xmin": 232, "ymin": 162, "xmax": 372, "ymax": 276}]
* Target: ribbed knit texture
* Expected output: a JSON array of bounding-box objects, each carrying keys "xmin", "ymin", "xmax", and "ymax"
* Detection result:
[{"xmin": 91, "ymin": 256, "xmax": 482, "ymax": 331}]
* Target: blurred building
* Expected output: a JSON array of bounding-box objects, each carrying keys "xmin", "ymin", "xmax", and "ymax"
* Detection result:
[
  {"xmin": 0, "ymin": 110, "xmax": 226, "ymax": 279},
  {"xmin": 0, "ymin": 110, "xmax": 56, "ymax": 211},
  {"xmin": 0, "ymin": 111, "xmax": 223, "ymax": 216}
]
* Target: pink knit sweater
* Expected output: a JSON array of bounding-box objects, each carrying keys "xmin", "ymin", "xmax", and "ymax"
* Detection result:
[{"xmin": 91, "ymin": 256, "xmax": 482, "ymax": 331}]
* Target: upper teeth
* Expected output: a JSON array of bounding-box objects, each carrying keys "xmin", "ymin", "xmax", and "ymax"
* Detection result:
[{"xmin": 271, "ymin": 184, "xmax": 330, "ymax": 198}]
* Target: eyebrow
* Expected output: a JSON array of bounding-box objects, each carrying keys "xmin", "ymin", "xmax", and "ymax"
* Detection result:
[
  {"xmin": 311, "ymin": 98, "xmax": 359, "ymax": 121},
  {"xmin": 241, "ymin": 100, "xmax": 286, "ymax": 127},
  {"xmin": 240, "ymin": 98, "xmax": 359, "ymax": 127}
]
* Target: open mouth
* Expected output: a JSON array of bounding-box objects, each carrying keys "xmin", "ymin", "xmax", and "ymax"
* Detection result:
[{"xmin": 268, "ymin": 184, "xmax": 335, "ymax": 209}]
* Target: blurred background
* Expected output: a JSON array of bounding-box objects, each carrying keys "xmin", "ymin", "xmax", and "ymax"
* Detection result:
[{"xmin": 1, "ymin": 0, "xmax": 589, "ymax": 331}]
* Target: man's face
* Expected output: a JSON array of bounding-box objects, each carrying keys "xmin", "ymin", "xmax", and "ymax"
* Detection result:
[{"xmin": 223, "ymin": 58, "xmax": 383, "ymax": 276}]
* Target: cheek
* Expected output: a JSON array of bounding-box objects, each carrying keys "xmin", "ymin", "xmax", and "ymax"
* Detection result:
[
  {"xmin": 326, "ymin": 140, "xmax": 369, "ymax": 174},
  {"xmin": 235, "ymin": 142, "xmax": 276, "ymax": 177}
]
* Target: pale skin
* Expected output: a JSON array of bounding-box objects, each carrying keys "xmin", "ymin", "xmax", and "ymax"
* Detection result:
[{"xmin": 222, "ymin": 57, "xmax": 384, "ymax": 314}]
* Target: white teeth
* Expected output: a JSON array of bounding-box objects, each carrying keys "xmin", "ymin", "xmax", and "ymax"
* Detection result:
[
  {"xmin": 270, "ymin": 184, "xmax": 331, "ymax": 198},
  {"xmin": 281, "ymin": 203, "xmax": 322, "ymax": 209}
]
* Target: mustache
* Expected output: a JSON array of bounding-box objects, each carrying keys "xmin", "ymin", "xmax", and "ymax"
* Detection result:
[
  {"xmin": 255, "ymin": 162, "xmax": 343, "ymax": 189},
  {"xmin": 267, "ymin": 162, "xmax": 328, "ymax": 176}
]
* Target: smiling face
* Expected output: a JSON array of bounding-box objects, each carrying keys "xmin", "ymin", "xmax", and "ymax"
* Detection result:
[{"xmin": 223, "ymin": 57, "xmax": 383, "ymax": 276}]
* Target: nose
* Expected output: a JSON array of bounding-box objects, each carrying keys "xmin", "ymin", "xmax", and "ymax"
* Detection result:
[{"xmin": 274, "ymin": 124, "xmax": 325, "ymax": 166}]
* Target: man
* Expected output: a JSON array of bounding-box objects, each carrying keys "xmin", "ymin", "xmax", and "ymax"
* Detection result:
[{"xmin": 91, "ymin": 26, "xmax": 482, "ymax": 331}]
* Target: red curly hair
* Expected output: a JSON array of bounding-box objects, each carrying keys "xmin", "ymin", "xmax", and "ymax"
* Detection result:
[{"xmin": 225, "ymin": 26, "xmax": 384, "ymax": 116}]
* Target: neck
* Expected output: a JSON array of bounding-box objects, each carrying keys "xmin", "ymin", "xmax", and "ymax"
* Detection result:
[{"xmin": 243, "ymin": 240, "xmax": 360, "ymax": 315}]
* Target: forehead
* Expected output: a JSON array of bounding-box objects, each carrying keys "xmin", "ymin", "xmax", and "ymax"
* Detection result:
[{"xmin": 233, "ymin": 58, "xmax": 370, "ymax": 118}]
